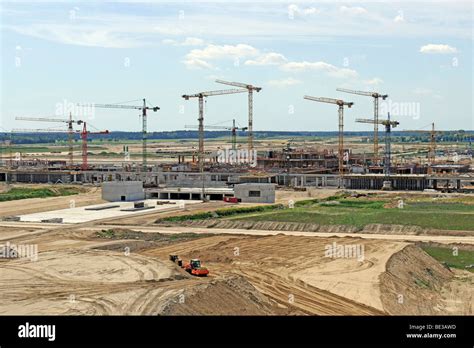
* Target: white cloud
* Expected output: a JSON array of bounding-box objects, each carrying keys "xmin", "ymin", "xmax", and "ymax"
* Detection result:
[
  {"xmin": 267, "ymin": 78, "xmax": 302, "ymax": 87},
  {"xmin": 162, "ymin": 38, "xmax": 177, "ymax": 45},
  {"xmin": 393, "ymin": 13, "xmax": 405, "ymax": 23},
  {"xmin": 412, "ymin": 87, "xmax": 443, "ymax": 100},
  {"xmin": 419, "ymin": 44, "xmax": 458, "ymax": 54},
  {"xmin": 184, "ymin": 43, "xmax": 259, "ymax": 69},
  {"xmin": 183, "ymin": 58, "xmax": 214, "ymax": 70},
  {"xmin": 339, "ymin": 6, "xmax": 368, "ymax": 15},
  {"xmin": 186, "ymin": 44, "xmax": 258, "ymax": 61},
  {"xmin": 245, "ymin": 52, "xmax": 287, "ymax": 66},
  {"xmin": 364, "ymin": 78, "xmax": 383, "ymax": 86},
  {"xmin": 7, "ymin": 24, "xmax": 143, "ymax": 48},
  {"xmin": 4, "ymin": 3, "xmax": 471, "ymax": 50},
  {"xmin": 182, "ymin": 37, "xmax": 205, "ymax": 46},
  {"xmin": 162, "ymin": 37, "xmax": 205, "ymax": 46},
  {"xmin": 288, "ymin": 4, "xmax": 320, "ymax": 17},
  {"xmin": 280, "ymin": 61, "xmax": 358, "ymax": 79},
  {"xmin": 413, "ymin": 87, "xmax": 433, "ymax": 95}
]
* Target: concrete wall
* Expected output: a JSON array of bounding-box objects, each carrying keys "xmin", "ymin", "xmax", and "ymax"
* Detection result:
[
  {"xmin": 102, "ymin": 181, "xmax": 145, "ymax": 202},
  {"xmin": 234, "ymin": 183, "xmax": 275, "ymax": 203}
]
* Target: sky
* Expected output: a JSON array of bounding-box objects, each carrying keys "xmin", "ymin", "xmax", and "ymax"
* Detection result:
[{"xmin": 0, "ymin": 0, "xmax": 472, "ymax": 133}]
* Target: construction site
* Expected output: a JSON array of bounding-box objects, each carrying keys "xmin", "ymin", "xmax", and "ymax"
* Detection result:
[{"xmin": 0, "ymin": 78, "xmax": 473, "ymax": 318}]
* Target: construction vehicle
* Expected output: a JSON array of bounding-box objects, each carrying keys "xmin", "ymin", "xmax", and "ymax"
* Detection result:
[
  {"xmin": 169, "ymin": 254, "xmax": 209, "ymax": 276},
  {"xmin": 223, "ymin": 196, "xmax": 240, "ymax": 203}
]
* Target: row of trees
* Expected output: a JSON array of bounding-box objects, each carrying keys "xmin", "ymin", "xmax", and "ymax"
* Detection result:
[{"xmin": 1, "ymin": 130, "xmax": 471, "ymax": 145}]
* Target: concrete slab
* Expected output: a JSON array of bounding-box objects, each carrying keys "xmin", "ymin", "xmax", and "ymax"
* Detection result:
[{"xmin": 18, "ymin": 200, "xmax": 201, "ymax": 224}]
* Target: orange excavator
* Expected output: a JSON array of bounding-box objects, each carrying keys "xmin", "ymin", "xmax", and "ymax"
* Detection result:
[{"xmin": 169, "ymin": 255, "xmax": 209, "ymax": 277}]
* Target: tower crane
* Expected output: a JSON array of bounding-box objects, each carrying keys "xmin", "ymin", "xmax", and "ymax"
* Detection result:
[
  {"xmin": 337, "ymin": 88, "xmax": 388, "ymax": 164},
  {"xmin": 80, "ymin": 122, "xmax": 109, "ymax": 171},
  {"xmin": 303, "ymin": 96, "xmax": 354, "ymax": 178},
  {"xmin": 15, "ymin": 113, "xmax": 82, "ymax": 167},
  {"xmin": 12, "ymin": 123, "xmax": 109, "ymax": 171},
  {"xmin": 215, "ymin": 80, "xmax": 262, "ymax": 153},
  {"xmin": 79, "ymin": 99, "xmax": 159, "ymax": 172},
  {"xmin": 182, "ymin": 89, "xmax": 247, "ymax": 201},
  {"xmin": 185, "ymin": 119, "xmax": 247, "ymax": 151},
  {"xmin": 402, "ymin": 123, "xmax": 438, "ymax": 173},
  {"xmin": 356, "ymin": 113, "xmax": 399, "ymax": 177}
]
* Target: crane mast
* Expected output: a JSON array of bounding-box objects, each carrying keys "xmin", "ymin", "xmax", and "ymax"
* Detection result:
[
  {"xmin": 15, "ymin": 114, "xmax": 83, "ymax": 168},
  {"xmin": 81, "ymin": 122, "xmax": 109, "ymax": 171},
  {"xmin": 83, "ymin": 99, "xmax": 159, "ymax": 172},
  {"xmin": 402, "ymin": 123, "xmax": 441, "ymax": 173},
  {"xmin": 185, "ymin": 119, "xmax": 247, "ymax": 151},
  {"xmin": 12, "ymin": 123, "xmax": 108, "ymax": 170},
  {"xmin": 182, "ymin": 89, "xmax": 247, "ymax": 201},
  {"xmin": 337, "ymin": 88, "xmax": 388, "ymax": 164},
  {"xmin": 356, "ymin": 114, "xmax": 399, "ymax": 177},
  {"xmin": 215, "ymin": 80, "xmax": 261, "ymax": 153},
  {"xmin": 303, "ymin": 96, "xmax": 354, "ymax": 182}
]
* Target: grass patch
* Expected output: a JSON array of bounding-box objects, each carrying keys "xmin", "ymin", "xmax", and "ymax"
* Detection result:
[
  {"xmin": 321, "ymin": 200, "xmax": 386, "ymax": 209},
  {"xmin": 421, "ymin": 246, "xmax": 474, "ymax": 272},
  {"xmin": 234, "ymin": 207, "xmax": 474, "ymax": 230},
  {"xmin": 156, "ymin": 194, "xmax": 474, "ymax": 231},
  {"xmin": 414, "ymin": 277, "xmax": 431, "ymax": 289},
  {"xmin": 157, "ymin": 204, "xmax": 285, "ymax": 223},
  {"xmin": 96, "ymin": 229, "xmax": 213, "ymax": 243},
  {"xmin": 407, "ymin": 202, "xmax": 474, "ymax": 212},
  {"xmin": 0, "ymin": 187, "xmax": 80, "ymax": 202},
  {"xmin": 232, "ymin": 198, "xmax": 474, "ymax": 231}
]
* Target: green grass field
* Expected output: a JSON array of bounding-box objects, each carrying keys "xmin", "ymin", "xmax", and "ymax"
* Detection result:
[
  {"xmin": 421, "ymin": 246, "xmax": 474, "ymax": 272},
  {"xmin": 0, "ymin": 187, "xmax": 81, "ymax": 202},
  {"xmin": 156, "ymin": 195, "xmax": 473, "ymax": 231},
  {"xmin": 230, "ymin": 198, "xmax": 474, "ymax": 231}
]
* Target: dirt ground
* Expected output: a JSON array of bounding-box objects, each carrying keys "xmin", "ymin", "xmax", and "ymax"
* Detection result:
[
  {"xmin": 0, "ymin": 221, "xmax": 471, "ymax": 315},
  {"xmin": 0, "ymin": 184, "xmax": 104, "ymax": 217},
  {"xmin": 0, "ymin": 186, "xmax": 472, "ymax": 315}
]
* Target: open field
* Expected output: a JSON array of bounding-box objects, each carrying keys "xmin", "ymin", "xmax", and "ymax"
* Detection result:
[
  {"xmin": 0, "ymin": 184, "xmax": 103, "ymax": 217},
  {"xmin": 0, "ymin": 186, "xmax": 81, "ymax": 202},
  {"xmin": 3, "ymin": 134, "xmax": 470, "ymax": 167},
  {"xmin": 422, "ymin": 245, "xmax": 474, "ymax": 272},
  {"xmin": 158, "ymin": 193, "xmax": 474, "ymax": 231}
]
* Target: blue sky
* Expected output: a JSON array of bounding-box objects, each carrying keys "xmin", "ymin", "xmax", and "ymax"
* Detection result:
[{"xmin": 0, "ymin": 1, "xmax": 472, "ymax": 133}]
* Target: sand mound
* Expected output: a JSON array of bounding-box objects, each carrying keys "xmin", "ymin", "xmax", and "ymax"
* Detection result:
[
  {"xmin": 161, "ymin": 275, "xmax": 287, "ymax": 315},
  {"xmin": 380, "ymin": 245, "xmax": 455, "ymax": 315}
]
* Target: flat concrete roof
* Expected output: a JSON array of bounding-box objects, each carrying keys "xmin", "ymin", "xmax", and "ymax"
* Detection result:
[
  {"xmin": 18, "ymin": 199, "xmax": 201, "ymax": 224},
  {"xmin": 148, "ymin": 187, "xmax": 233, "ymax": 194}
]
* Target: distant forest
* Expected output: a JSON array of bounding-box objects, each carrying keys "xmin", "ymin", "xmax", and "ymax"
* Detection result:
[{"xmin": 0, "ymin": 130, "xmax": 472, "ymax": 145}]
